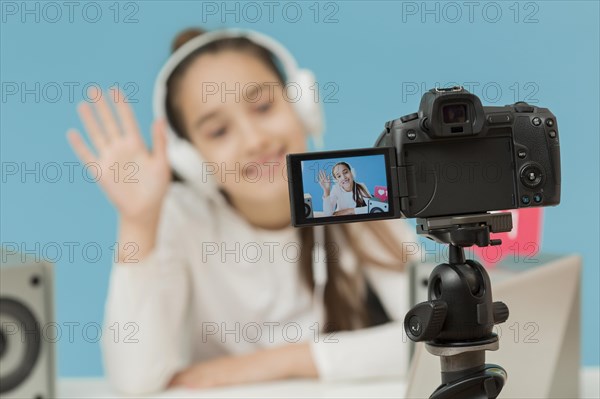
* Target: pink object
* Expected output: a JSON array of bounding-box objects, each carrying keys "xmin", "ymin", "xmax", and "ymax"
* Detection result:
[
  {"xmin": 473, "ymin": 208, "xmax": 544, "ymax": 268},
  {"xmin": 373, "ymin": 186, "xmax": 388, "ymax": 202}
]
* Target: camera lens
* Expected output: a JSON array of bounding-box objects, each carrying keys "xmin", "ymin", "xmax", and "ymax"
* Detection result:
[{"xmin": 520, "ymin": 164, "xmax": 544, "ymax": 189}]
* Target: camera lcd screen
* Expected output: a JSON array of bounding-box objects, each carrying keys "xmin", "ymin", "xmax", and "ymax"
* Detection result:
[
  {"xmin": 287, "ymin": 148, "xmax": 399, "ymax": 226},
  {"xmin": 443, "ymin": 104, "xmax": 468, "ymax": 124}
]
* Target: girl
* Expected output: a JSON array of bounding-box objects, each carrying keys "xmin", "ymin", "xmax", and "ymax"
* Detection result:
[
  {"xmin": 319, "ymin": 162, "xmax": 373, "ymax": 216},
  {"xmin": 66, "ymin": 27, "xmax": 418, "ymax": 395}
]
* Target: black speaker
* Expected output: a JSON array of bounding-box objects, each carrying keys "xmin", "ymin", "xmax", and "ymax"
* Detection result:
[
  {"xmin": 1, "ymin": 249, "xmax": 56, "ymax": 398},
  {"xmin": 368, "ymin": 198, "xmax": 389, "ymax": 214},
  {"xmin": 304, "ymin": 194, "xmax": 314, "ymax": 218}
]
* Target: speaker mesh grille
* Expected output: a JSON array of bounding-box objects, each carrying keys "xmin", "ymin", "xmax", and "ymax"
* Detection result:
[{"xmin": 0, "ymin": 298, "xmax": 41, "ymax": 393}]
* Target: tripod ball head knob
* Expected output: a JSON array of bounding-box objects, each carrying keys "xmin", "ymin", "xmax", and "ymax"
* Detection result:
[
  {"xmin": 493, "ymin": 301, "xmax": 509, "ymax": 324},
  {"xmin": 404, "ymin": 300, "xmax": 448, "ymax": 342}
]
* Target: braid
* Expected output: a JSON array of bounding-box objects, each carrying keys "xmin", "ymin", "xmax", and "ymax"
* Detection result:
[{"xmin": 353, "ymin": 182, "xmax": 368, "ymax": 207}]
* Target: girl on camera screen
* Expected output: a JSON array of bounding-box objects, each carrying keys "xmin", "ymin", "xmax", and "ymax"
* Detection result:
[{"xmin": 319, "ymin": 162, "xmax": 372, "ymax": 216}]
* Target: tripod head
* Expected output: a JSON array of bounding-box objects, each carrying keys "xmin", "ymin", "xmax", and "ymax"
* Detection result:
[
  {"xmin": 416, "ymin": 213, "xmax": 513, "ymax": 248},
  {"xmin": 404, "ymin": 212, "xmax": 512, "ymax": 399}
]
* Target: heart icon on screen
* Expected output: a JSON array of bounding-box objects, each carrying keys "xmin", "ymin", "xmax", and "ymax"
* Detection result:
[{"xmin": 374, "ymin": 186, "xmax": 388, "ymax": 202}]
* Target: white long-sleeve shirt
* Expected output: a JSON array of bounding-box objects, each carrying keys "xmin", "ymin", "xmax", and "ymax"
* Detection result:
[
  {"xmin": 322, "ymin": 183, "xmax": 370, "ymax": 216},
  {"xmin": 101, "ymin": 182, "xmax": 418, "ymax": 395}
]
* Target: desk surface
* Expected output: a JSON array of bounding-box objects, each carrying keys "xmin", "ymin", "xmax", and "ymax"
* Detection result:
[
  {"xmin": 58, "ymin": 378, "xmax": 407, "ymax": 398},
  {"xmin": 59, "ymin": 368, "xmax": 600, "ymax": 398}
]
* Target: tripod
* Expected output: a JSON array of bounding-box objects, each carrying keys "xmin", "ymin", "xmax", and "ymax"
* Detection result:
[{"xmin": 404, "ymin": 213, "xmax": 512, "ymax": 399}]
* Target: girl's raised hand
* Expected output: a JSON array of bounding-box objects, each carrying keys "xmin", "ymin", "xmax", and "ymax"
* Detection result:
[
  {"xmin": 318, "ymin": 170, "xmax": 331, "ymax": 196},
  {"xmin": 67, "ymin": 87, "xmax": 172, "ymax": 224}
]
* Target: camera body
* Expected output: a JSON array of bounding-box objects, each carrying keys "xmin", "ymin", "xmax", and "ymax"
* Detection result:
[
  {"xmin": 377, "ymin": 87, "xmax": 561, "ymax": 218},
  {"xmin": 286, "ymin": 87, "xmax": 561, "ymax": 226}
]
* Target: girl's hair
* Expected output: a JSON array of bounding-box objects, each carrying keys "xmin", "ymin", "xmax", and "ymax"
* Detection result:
[
  {"xmin": 166, "ymin": 27, "xmax": 410, "ymax": 333},
  {"xmin": 332, "ymin": 162, "xmax": 372, "ymax": 207}
]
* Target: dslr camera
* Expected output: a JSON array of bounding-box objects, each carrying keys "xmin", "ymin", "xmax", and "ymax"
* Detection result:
[{"xmin": 287, "ymin": 86, "xmax": 561, "ymax": 226}]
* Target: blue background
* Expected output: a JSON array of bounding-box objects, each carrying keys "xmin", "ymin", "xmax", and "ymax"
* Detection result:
[
  {"xmin": 302, "ymin": 154, "xmax": 387, "ymax": 212},
  {"xmin": 1, "ymin": 1, "xmax": 598, "ymax": 375}
]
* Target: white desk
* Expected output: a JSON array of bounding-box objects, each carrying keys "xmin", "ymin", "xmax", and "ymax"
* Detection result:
[
  {"xmin": 58, "ymin": 378, "xmax": 406, "ymax": 398},
  {"xmin": 59, "ymin": 368, "xmax": 600, "ymax": 398}
]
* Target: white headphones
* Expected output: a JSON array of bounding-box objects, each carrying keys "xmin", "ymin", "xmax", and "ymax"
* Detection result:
[{"xmin": 152, "ymin": 28, "xmax": 325, "ymax": 196}]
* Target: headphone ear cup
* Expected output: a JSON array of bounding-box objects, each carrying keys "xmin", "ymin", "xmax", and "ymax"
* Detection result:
[{"xmin": 291, "ymin": 69, "xmax": 324, "ymax": 148}]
